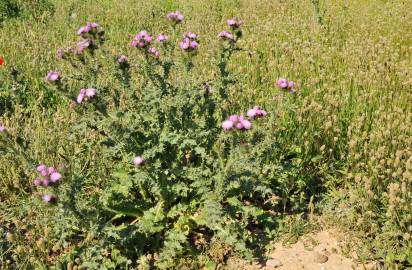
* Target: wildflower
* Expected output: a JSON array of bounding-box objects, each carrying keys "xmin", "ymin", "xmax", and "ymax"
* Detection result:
[
  {"xmin": 277, "ymin": 78, "xmax": 296, "ymax": 92},
  {"xmin": 42, "ymin": 194, "xmax": 55, "ymax": 203},
  {"xmin": 222, "ymin": 115, "xmax": 252, "ymax": 130},
  {"xmin": 33, "ymin": 178, "xmax": 42, "ymax": 186},
  {"xmin": 276, "ymin": 78, "xmax": 288, "ymax": 89},
  {"xmin": 37, "ymin": 164, "xmax": 46, "ymax": 173},
  {"xmin": 167, "ymin": 11, "xmax": 184, "ymax": 23},
  {"xmin": 85, "ymin": 88, "xmax": 96, "ymax": 97},
  {"xmin": 76, "ymin": 39, "xmax": 95, "ymax": 54},
  {"xmin": 0, "ymin": 55, "xmax": 5, "ymax": 65},
  {"xmin": 45, "ymin": 71, "xmax": 60, "ymax": 82},
  {"xmin": 48, "ymin": 167, "xmax": 56, "ymax": 174},
  {"xmin": 133, "ymin": 156, "xmax": 144, "ymax": 166},
  {"xmin": 218, "ymin": 31, "xmax": 234, "ymax": 41},
  {"xmin": 56, "ymin": 48, "xmax": 64, "ymax": 59},
  {"xmin": 77, "ymin": 22, "xmax": 100, "ymax": 36},
  {"xmin": 148, "ymin": 47, "xmax": 160, "ymax": 58},
  {"xmin": 222, "ymin": 120, "xmax": 234, "ymax": 130},
  {"xmin": 42, "ymin": 178, "xmax": 50, "ymax": 187},
  {"xmin": 117, "ymin": 55, "xmax": 128, "ymax": 64},
  {"xmin": 77, "ymin": 88, "xmax": 96, "ymax": 103},
  {"xmin": 227, "ymin": 18, "xmax": 243, "ymax": 28},
  {"xmin": 156, "ymin": 33, "xmax": 168, "ymax": 43},
  {"xmin": 184, "ymin": 32, "xmax": 197, "ymax": 39},
  {"xmin": 131, "ymin": 31, "xmax": 152, "ymax": 48},
  {"xmin": 180, "ymin": 38, "xmax": 199, "ymax": 51},
  {"xmin": 0, "ymin": 124, "xmax": 6, "ymax": 133},
  {"xmin": 247, "ymin": 106, "xmax": 267, "ymax": 118},
  {"xmin": 50, "ymin": 172, "xmax": 62, "ymax": 183}
]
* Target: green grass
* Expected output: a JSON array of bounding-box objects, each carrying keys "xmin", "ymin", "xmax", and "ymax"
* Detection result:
[{"xmin": 1, "ymin": 0, "xmax": 411, "ymax": 269}]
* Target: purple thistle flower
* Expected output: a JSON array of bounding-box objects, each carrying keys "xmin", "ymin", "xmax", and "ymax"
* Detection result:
[
  {"xmin": 223, "ymin": 114, "xmax": 252, "ymax": 131},
  {"xmin": 287, "ymin": 81, "xmax": 295, "ymax": 89},
  {"xmin": 133, "ymin": 156, "xmax": 144, "ymax": 166},
  {"xmin": 228, "ymin": 115, "xmax": 239, "ymax": 122},
  {"xmin": 42, "ymin": 178, "xmax": 50, "ymax": 187},
  {"xmin": 45, "ymin": 71, "xmax": 61, "ymax": 82},
  {"xmin": 48, "ymin": 167, "xmax": 56, "ymax": 174},
  {"xmin": 241, "ymin": 119, "xmax": 252, "ymax": 129},
  {"xmin": 0, "ymin": 124, "xmax": 5, "ymax": 133},
  {"xmin": 222, "ymin": 120, "xmax": 234, "ymax": 130},
  {"xmin": 37, "ymin": 164, "xmax": 46, "ymax": 172},
  {"xmin": 235, "ymin": 122, "xmax": 244, "ymax": 129},
  {"xmin": 179, "ymin": 38, "xmax": 190, "ymax": 50},
  {"xmin": 85, "ymin": 88, "xmax": 96, "ymax": 97},
  {"xmin": 56, "ymin": 48, "xmax": 64, "ymax": 59},
  {"xmin": 190, "ymin": 41, "xmax": 198, "ymax": 49},
  {"xmin": 131, "ymin": 31, "xmax": 153, "ymax": 48},
  {"xmin": 77, "ymin": 88, "xmax": 86, "ymax": 104},
  {"xmin": 50, "ymin": 172, "xmax": 62, "ymax": 183},
  {"xmin": 148, "ymin": 47, "xmax": 160, "ymax": 58},
  {"xmin": 218, "ymin": 31, "xmax": 234, "ymax": 41},
  {"xmin": 184, "ymin": 32, "xmax": 197, "ymax": 39},
  {"xmin": 276, "ymin": 78, "xmax": 288, "ymax": 89},
  {"xmin": 117, "ymin": 55, "xmax": 128, "ymax": 64},
  {"xmin": 247, "ymin": 106, "xmax": 267, "ymax": 118},
  {"xmin": 76, "ymin": 39, "xmax": 93, "ymax": 54},
  {"xmin": 227, "ymin": 18, "xmax": 243, "ymax": 28},
  {"xmin": 77, "ymin": 25, "xmax": 91, "ymax": 35},
  {"xmin": 167, "ymin": 11, "xmax": 184, "ymax": 23},
  {"xmin": 33, "ymin": 178, "xmax": 42, "ymax": 187},
  {"xmin": 42, "ymin": 194, "xmax": 55, "ymax": 203},
  {"xmin": 156, "ymin": 33, "xmax": 168, "ymax": 43}
]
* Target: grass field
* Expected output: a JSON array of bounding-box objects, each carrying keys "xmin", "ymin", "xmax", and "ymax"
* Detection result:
[{"xmin": 0, "ymin": 0, "xmax": 411, "ymax": 269}]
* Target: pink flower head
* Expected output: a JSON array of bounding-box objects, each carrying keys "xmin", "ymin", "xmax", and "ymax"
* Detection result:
[
  {"xmin": 276, "ymin": 78, "xmax": 288, "ymax": 89},
  {"xmin": 48, "ymin": 167, "xmax": 56, "ymax": 174},
  {"xmin": 218, "ymin": 31, "xmax": 234, "ymax": 41},
  {"xmin": 228, "ymin": 115, "xmax": 239, "ymax": 122},
  {"xmin": 184, "ymin": 32, "xmax": 197, "ymax": 40},
  {"xmin": 167, "ymin": 11, "xmax": 184, "ymax": 23},
  {"xmin": 85, "ymin": 88, "xmax": 96, "ymax": 97},
  {"xmin": 0, "ymin": 124, "xmax": 5, "ymax": 133},
  {"xmin": 190, "ymin": 41, "xmax": 199, "ymax": 49},
  {"xmin": 42, "ymin": 178, "xmax": 50, "ymax": 187},
  {"xmin": 221, "ymin": 120, "xmax": 234, "ymax": 130},
  {"xmin": 133, "ymin": 156, "xmax": 144, "ymax": 166},
  {"xmin": 45, "ymin": 71, "xmax": 60, "ymax": 82},
  {"xmin": 42, "ymin": 194, "xmax": 55, "ymax": 203},
  {"xmin": 37, "ymin": 164, "xmax": 46, "ymax": 173},
  {"xmin": 77, "ymin": 25, "xmax": 91, "ymax": 35},
  {"xmin": 227, "ymin": 18, "xmax": 243, "ymax": 28},
  {"xmin": 240, "ymin": 119, "xmax": 252, "ymax": 129},
  {"xmin": 33, "ymin": 178, "xmax": 42, "ymax": 187},
  {"xmin": 76, "ymin": 39, "xmax": 95, "ymax": 54},
  {"xmin": 248, "ymin": 106, "xmax": 267, "ymax": 118},
  {"xmin": 148, "ymin": 47, "xmax": 160, "ymax": 58},
  {"xmin": 287, "ymin": 81, "xmax": 295, "ymax": 89},
  {"xmin": 56, "ymin": 48, "xmax": 64, "ymax": 59},
  {"xmin": 131, "ymin": 31, "xmax": 152, "ymax": 48},
  {"xmin": 223, "ymin": 114, "xmax": 252, "ymax": 131},
  {"xmin": 117, "ymin": 55, "xmax": 128, "ymax": 64},
  {"xmin": 87, "ymin": 22, "xmax": 99, "ymax": 28},
  {"xmin": 156, "ymin": 33, "xmax": 168, "ymax": 43},
  {"xmin": 50, "ymin": 172, "xmax": 62, "ymax": 183},
  {"xmin": 179, "ymin": 38, "xmax": 190, "ymax": 50}
]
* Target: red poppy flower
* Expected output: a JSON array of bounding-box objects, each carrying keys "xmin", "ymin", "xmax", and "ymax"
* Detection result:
[{"xmin": 0, "ymin": 56, "xmax": 4, "ymax": 65}]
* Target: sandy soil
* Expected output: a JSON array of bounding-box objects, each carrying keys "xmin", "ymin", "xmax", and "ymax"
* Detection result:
[{"xmin": 225, "ymin": 229, "xmax": 376, "ymax": 270}]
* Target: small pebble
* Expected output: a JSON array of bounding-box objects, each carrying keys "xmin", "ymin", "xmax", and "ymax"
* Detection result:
[
  {"xmin": 314, "ymin": 252, "xmax": 329, "ymax": 263},
  {"xmin": 266, "ymin": 258, "xmax": 283, "ymax": 268}
]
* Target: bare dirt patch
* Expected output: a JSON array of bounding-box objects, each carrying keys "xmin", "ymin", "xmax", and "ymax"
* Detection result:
[{"xmin": 225, "ymin": 229, "xmax": 375, "ymax": 270}]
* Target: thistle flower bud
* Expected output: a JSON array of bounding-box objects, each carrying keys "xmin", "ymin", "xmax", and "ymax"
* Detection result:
[{"xmin": 133, "ymin": 156, "xmax": 144, "ymax": 166}]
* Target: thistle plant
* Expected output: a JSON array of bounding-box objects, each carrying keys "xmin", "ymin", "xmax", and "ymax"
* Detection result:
[{"xmin": 36, "ymin": 13, "xmax": 325, "ymax": 269}]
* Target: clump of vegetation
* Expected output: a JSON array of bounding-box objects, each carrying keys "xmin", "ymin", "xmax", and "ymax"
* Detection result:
[{"xmin": 0, "ymin": 0, "xmax": 411, "ymax": 269}]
